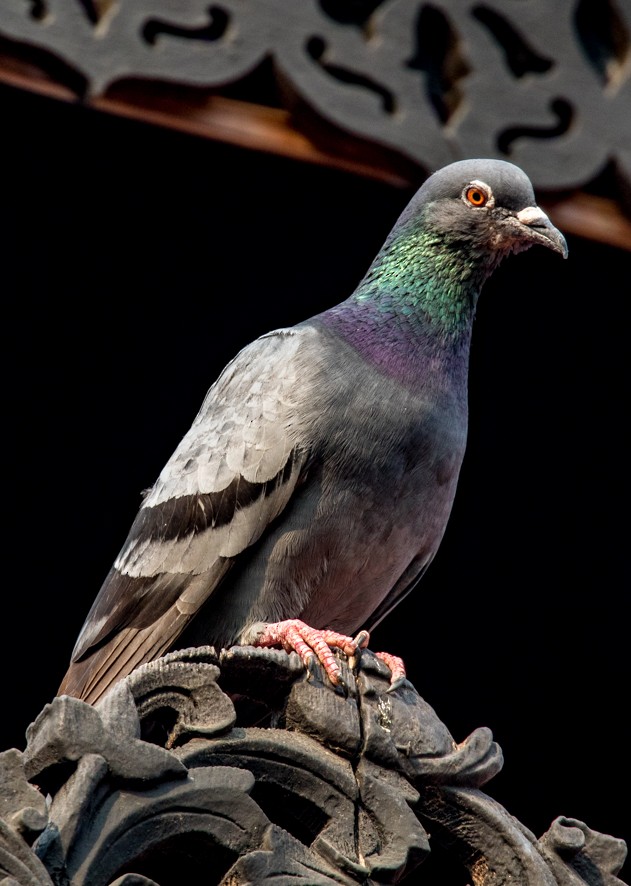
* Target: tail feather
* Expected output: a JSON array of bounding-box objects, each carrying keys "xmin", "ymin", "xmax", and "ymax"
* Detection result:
[
  {"xmin": 58, "ymin": 567, "xmax": 232, "ymax": 704},
  {"xmin": 58, "ymin": 604, "xmax": 193, "ymax": 704}
]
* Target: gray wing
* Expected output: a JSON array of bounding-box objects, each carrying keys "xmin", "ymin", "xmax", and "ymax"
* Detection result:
[{"xmin": 59, "ymin": 327, "xmax": 315, "ymax": 702}]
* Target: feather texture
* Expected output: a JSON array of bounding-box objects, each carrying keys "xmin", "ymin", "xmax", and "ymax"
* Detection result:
[{"xmin": 59, "ymin": 159, "xmax": 567, "ymax": 703}]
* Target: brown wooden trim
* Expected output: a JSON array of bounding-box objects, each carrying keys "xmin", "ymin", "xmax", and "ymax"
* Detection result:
[
  {"xmin": 0, "ymin": 59, "xmax": 411, "ymax": 187},
  {"xmin": 541, "ymin": 193, "xmax": 631, "ymax": 253}
]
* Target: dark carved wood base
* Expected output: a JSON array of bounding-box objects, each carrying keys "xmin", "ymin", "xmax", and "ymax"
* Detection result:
[{"xmin": 1, "ymin": 646, "xmax": 627, "ymax": 884}]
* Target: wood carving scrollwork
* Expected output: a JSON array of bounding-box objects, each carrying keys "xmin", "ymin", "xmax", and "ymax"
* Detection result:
[
  {"xmin": 0, "ymin": 0, "xmax": 629, "ymax": 196},
  {"xmin": 0, "ymin": 646, "xmax": 627, "ymax": 884}
]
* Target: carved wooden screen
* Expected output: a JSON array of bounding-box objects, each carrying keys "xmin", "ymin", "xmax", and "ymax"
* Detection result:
[{"xmin": 0, "ymin": 1, "xmax": 630, "ymax": 247}]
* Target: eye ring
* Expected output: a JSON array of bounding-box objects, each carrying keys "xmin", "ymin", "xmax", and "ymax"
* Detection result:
[
  {"xmin": 465, "ymin": 186, "xmax": 488, "ymax": 207},
  {"xmin": 461, "ymin": 180, "xmax": 494, "ymax": 209}
]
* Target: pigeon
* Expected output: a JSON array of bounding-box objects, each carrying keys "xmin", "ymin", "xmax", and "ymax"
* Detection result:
[{"xmin": 58, "ymin": 158, "xmax": 567, "ymax": 704}]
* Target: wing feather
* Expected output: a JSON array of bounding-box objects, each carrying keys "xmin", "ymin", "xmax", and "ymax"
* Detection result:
[{"xmin": 61, "ymin": 327, "xmax": 317, "ymax": 698}]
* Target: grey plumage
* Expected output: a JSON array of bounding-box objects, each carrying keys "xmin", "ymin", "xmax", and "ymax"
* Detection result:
[{"xmin": 59, "ymin": 158, "xmax": 567, "ymax": 703}]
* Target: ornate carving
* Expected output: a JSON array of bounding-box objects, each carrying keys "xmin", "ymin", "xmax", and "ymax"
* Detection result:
[
  {"xmin": 0, "ymin": 0, "xmax": 629, "ymax": 196},
  {"xmin": 1, "ymin": 647, "xmax": 627, "ymax": 884}
]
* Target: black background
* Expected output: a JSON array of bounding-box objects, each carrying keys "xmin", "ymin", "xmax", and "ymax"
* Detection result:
[{"xmin": 3, "ymin": 81, "xmax": 630, "ymax": 880}]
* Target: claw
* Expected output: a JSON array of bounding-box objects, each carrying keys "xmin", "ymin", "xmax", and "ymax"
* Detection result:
[
  {"xmin": 375, "ymin": 651, "xmax": 407, "ymax": 690},
  {"xmin": 304, "ymin": 651, "xmax": 318, "ymax": 680},
  {"xmin": 336, "ymin": 673, "xmax": 349, "ymax": 697},
  {"xmin": 354, "ymin": 630, "xmax": 370, "ymax": 649},
  {"xmin": 348, "ymin": 629, "xmax": 371, "ymax": 669}
]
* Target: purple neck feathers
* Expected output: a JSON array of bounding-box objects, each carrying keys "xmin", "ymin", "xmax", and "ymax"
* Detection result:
[{"xmin": 313, "ymin": 298, "xmax": 473, "ymax": 390}]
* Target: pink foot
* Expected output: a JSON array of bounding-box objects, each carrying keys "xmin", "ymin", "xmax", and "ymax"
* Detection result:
[
  {"xmin": 375, "ymin": 651, "xmax": 407, "ymax": 690},
  {"xmin": 254, "ymin": 620, "xmax": 369, "ymax": 686}
]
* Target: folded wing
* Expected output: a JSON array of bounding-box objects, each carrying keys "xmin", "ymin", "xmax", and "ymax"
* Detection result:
[{"xmin": 59, "ymin": 328, "xmax": 314, "ymax": 702}]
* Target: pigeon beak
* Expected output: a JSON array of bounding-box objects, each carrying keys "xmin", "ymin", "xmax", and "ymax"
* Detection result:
[{"xmin": 515, "ymin": 206, "xmax": 568, "ymax": 258}]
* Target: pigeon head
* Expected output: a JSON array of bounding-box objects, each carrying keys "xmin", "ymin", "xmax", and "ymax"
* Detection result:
[
  {"xmin": 346, "ymin": 158, "xmax": 567, "ymax": 342},
  {"xmin": 410, "ymin": 158, "xmax": 568, "ymax": 261}
]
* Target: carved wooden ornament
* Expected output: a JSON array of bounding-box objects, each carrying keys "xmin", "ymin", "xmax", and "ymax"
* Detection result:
[
  {"xmin": 0, "ymin": 647, "xmax": 627, "ymax": 884},
  {"xmin": 1, "ymin": 0, "xmax": 630, "ymax": 195}
]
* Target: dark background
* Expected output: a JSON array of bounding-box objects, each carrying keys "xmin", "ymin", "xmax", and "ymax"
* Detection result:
[{"xmin": 3, "ymin": 81, "xmax": 630, "ymax": 879}]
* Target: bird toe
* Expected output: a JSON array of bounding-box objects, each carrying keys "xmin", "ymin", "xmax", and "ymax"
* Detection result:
[
  {"xmin": 253, "ymin": 619, "xmax": 365, "ymax": 687},
  {"xmin": 375, "ymin": 651, "xmax": 407, "ymax": 689}
]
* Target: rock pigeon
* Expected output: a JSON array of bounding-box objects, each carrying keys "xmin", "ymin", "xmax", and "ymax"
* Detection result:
[{"xmin": 58, "ymin": 159, "xmax": 567, "ymax": 704}]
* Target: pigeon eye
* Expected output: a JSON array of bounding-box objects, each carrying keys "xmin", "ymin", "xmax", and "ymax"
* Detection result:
[{"xmin": 465, "ymin": 186, "xmax": 488, "ymax": 207}]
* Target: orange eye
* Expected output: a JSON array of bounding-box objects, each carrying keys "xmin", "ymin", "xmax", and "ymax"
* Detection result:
[{"xmin": 465, "ymin": 186, "xmax": 488, "ymax": 206}]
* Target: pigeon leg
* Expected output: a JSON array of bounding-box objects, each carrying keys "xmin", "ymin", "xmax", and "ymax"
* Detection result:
[
  {"xmin": 253, "ymin": 619, "xmax": 368, "ymax": 687},
  {"xmin": 375, "ymin": 651, "xmax": 407, "ymax": 691}
]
